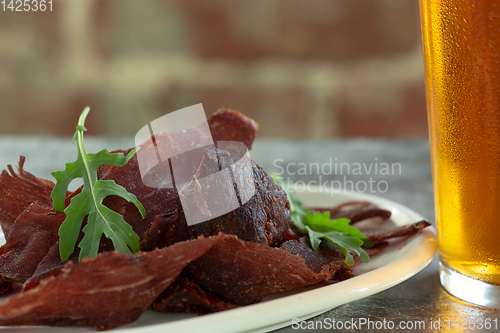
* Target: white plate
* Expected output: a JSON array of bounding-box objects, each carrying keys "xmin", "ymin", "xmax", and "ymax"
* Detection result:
[{"xmin": 0, "ymin": 186, "xmax": 437, "ymax": 333}]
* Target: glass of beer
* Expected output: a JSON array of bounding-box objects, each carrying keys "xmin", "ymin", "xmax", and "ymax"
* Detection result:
[{"xmin": 419, "ymin": 0, "xmax": 500, "ymax": 307}]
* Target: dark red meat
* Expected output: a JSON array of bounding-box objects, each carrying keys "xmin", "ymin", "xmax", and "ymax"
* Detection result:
[
  {"xmin": 360, "ymin": 220, "xmax": 431, "ymax": 243},
  {"xmin": 0, "ymin": 276, "xmax": 12, "ymax": 296},
  {"xmin": 309, "ymin": 201, "xmax": 392, "ymax": 224},
  {"xmin": 0, "ymin": 156, "xmax": 56, "ymax": 238},
  {"xmin": 184, "ymin": 235, "xmax": 348, "ymax": 305},
  {"xmin": 152, "ymin": 275, "xmax": 237, "ymax": 314},
  {"xmin": 0, "ymin": 232, "xmax": 353, "ymax": 329},
  {"xmin": 0, "ymin": 203, "xmax": 64, "ymax": 283},
  {"xmin": 0, "ymin": 234, "xmax": 229, "ymax": 330},
  {"xmin": 208, "ymin": 108, "xmax": 258, "ymax": 150},
  {"xmin": 280, "ymin": 237, "xmax": 353, "ymax": 277}
]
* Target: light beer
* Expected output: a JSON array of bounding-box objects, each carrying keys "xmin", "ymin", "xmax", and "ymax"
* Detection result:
[{"xmin": 420, "ymin": 0, "xmax": 500, "ymax": 284}]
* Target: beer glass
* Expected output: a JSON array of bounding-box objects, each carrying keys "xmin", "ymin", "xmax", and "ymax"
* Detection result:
[{"xmin": 419, "ymin": 0, "xmax": 500, "ymax": 306}]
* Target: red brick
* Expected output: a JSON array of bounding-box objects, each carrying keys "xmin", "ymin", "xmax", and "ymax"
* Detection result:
[
  {"xmin": 31, "ymin": 2, "xmax": 62, "ymax": 61},
  {"xmin": 91, "ymin": 0, "xmax": 116, "ymax": 60},
  {"xmin": 0, "ymin": 0, "xmax": 425, "ymax": 140},
  {"xmin": 338, "ymin": 81, "xmax": 428, "ymax": 138},
  {"xmin": 1, "ymin": 89, "xmax": 99, "ymax": 136},
  {"xmin": 0, "ymin": 2, "xmax": 62, "ymax": 62},
  {"xmin": 155, "ymin": 84, "xmax": 312, "ymax": 138},
  {"xmin": 106, "ymin": 1, "xmax": 187, "ymax": 56},
  {"xmin": 178, "ymin": 0, "xmax": 420, "ymax": 61}
]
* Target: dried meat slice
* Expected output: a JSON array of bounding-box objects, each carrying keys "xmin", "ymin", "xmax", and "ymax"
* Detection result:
[
  {"xmin": 0, "ymin": 234, "xmax": 229, "ymax": 330},
  {"xmin": 0, "ymin": 276, "xmax": 12, "ymax": 296},
  {"xmin": 185, "ymin": 236, "xmax": 345, "ymax": 306},
  {"xmin": 0, "ymin": 225, "xmax": 433, "ymax": 329},
  {"xmin": 153, "ymin": 238, "xmax": 353, "ymax": 315},
  {"xmin": 279, "ymin": 238, "xmax": 353, "ymax": 279},
  {"xmin": 360, "ymin": 220, "xmax": 431, "ymax": 244},
  {"xmin": 208, "ymin": 108, "xmax": 258, "ymax": 150},
  {"xmin": 181, "ymin": 159, "xmax": 290, "ymax": 247},
  {"xmin": 24, "ymin": 238, "xmax": 75, "ymax": 289},
  {"xmin": 0, "ymin": 233, "xmax": 363, "ymax": 330},
  {"xmin": 152, "ymin": 275, "xmax": 237, "ymax": 314},
  {"xmin": 309, "ymin": 201, "xmax": 391, "ymax": 224},
  {"xmin": 0, "ymin": 203, "xmax": 64, "ymax": 283},
  {"xmin": 140, "ymin": 212, "xmax": 181, "ymax": 251},
  {"xmin": 0, "ymin": 156, "xmax": 55, "ymax": 238}
]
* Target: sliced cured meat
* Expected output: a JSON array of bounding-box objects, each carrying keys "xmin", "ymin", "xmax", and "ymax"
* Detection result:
[
  {"xmin": 181, "ymin": 160, "xmax": 290, "ymax": 247},
  {"xmin": 0, "ymin": 233, "xmax": 348, "ymax": 329},
  {"xmin": 360, "ymin": 220, "xmax": 431, "ymax": 244},
  {"xmin": 0, "ymin": 234, "xmax": 229, "ymax": 330},
  {"xmin": 184, "ymin": 236, "xmax": 346, "ymax": 306},
  {"xmin": 140, "ymin": 212, "xmax": 182, "ymax": 251},
  {"xmin": 152, "ymin": 275, "xmax": 237, "ymax": 314},
  {"xmin": 208, "ymin": 108, "xmax": 258, "ymax": 150},
  {"xmin": 0, "ymin": 232, "xmax": 361, "ymax": 330},
  {"xmin": 309, "ymin": 201, "xmax": 392, "ymax": 224},
  {"xmin": 24, "ymin": 239, "xmax": 75, "ymax": 289},
  {"xmin": 0, "ymin": 203, "xmax": 64, "ymax": 283},
  {"xmin": 0, "ymin": 276, "xmax": 12, "ymax": 296},
  {"xmin": 279, "ymin": 238, "xmax": 353, "ymax": 278},
  {"xmin": 0, "ymin": 156, "xmax": 55, "ymax": 238}
]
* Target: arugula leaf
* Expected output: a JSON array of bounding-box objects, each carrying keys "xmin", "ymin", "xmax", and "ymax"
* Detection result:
[
  {"xmin": 51, "ymin": 107, "xmax": 146, "ymax": 261},
  {"xmin": 305, "ymin": 227, "xmax": 369, "ymax": 266},
  {"xmin": 271, "ymin": 174, "xmax": 371, "ymax": 265},
  {"xmin": 304, "ymin": 211, "xmax": 373, "ymax": 247}
]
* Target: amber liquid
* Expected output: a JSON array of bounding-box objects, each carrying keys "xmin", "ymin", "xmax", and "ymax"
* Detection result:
[{"xmin": 420, "ymin": 0, "xmax": 500, "ymax": 284}]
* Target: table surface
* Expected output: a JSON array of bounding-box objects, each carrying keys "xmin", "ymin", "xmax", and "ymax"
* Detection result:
[{"xmin": 1, "ymin": 137, "xmax": 499, "ymax": 332}]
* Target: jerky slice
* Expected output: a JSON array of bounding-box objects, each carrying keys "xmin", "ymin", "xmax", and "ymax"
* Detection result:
[
  {"xmin": 0, "ymin": 276, "xmax": 12, "ymax": 296},
  {"xmin": 0, "ymin": 156, "xmax": 55, "ymax": 238},
  {"xmin": 0, "ymin": 203, "xmax": 64, "ymax": 283},
  {"xmin": 0, "ymin": 233, "xmax": 350, "ymax": 329},
  {"xmin": 152, "ymin": 275, "xmax": 237, "ymax": 314},
  {"xmin": 208, "ymin": 108, "xmax": 258, "ymax": 150},
  {"xmin": 280, "ymin": 237, "xmax": 353, "ymax": 277},
  {"xmin": 361, "ymin": 220, "xmax": 431, "ymax": 243},
  {"xmin": 185, "ymin": 236, "xmax": 347, "ymax": 306},
  {"xmin": 0, "ymin": 234, "xmax": 228, "ymax": 330},
  {"xmin": 309, "ymin": 201, "xmax": 391, "ymax": 224},
  {"xmin": 139, "ymin": 153, "xmax": 291, "ymax": 250}
]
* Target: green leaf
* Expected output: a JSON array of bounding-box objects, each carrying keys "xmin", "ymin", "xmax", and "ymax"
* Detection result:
[
  {"xmin": 270, "ymin": 173, "xmax": 371, "ymax": 266},
  {"xmin": 304, "ymin": 211, "xmax": 373, "ymax": 247},
  {"xmin": 306, "ymin": 226, "xmax": 369, "ymax": 265},
  {"xmin": 51, "ymin": 107, "xmax": 145, "ymax": 261}
]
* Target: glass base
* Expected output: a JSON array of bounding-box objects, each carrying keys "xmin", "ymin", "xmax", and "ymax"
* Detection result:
[{"xmin": 440, "ymin": 261, "xmax": 500, "ymax": 308}]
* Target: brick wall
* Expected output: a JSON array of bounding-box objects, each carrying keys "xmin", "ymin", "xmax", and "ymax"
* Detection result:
[{"xmin": 0, "ymin": 0, "xmax": 427, "ymax": 138}]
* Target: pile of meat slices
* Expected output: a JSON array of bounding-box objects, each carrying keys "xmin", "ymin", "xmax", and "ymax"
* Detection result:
[{"xmin": 0, "ymin": 109, "xmax": 430, "ymax": 330}]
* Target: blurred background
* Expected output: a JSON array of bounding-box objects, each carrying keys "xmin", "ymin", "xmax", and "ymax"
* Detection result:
[{"xmin": 0, "ymin": 0, "xmax": 427, "ymax": 139}]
